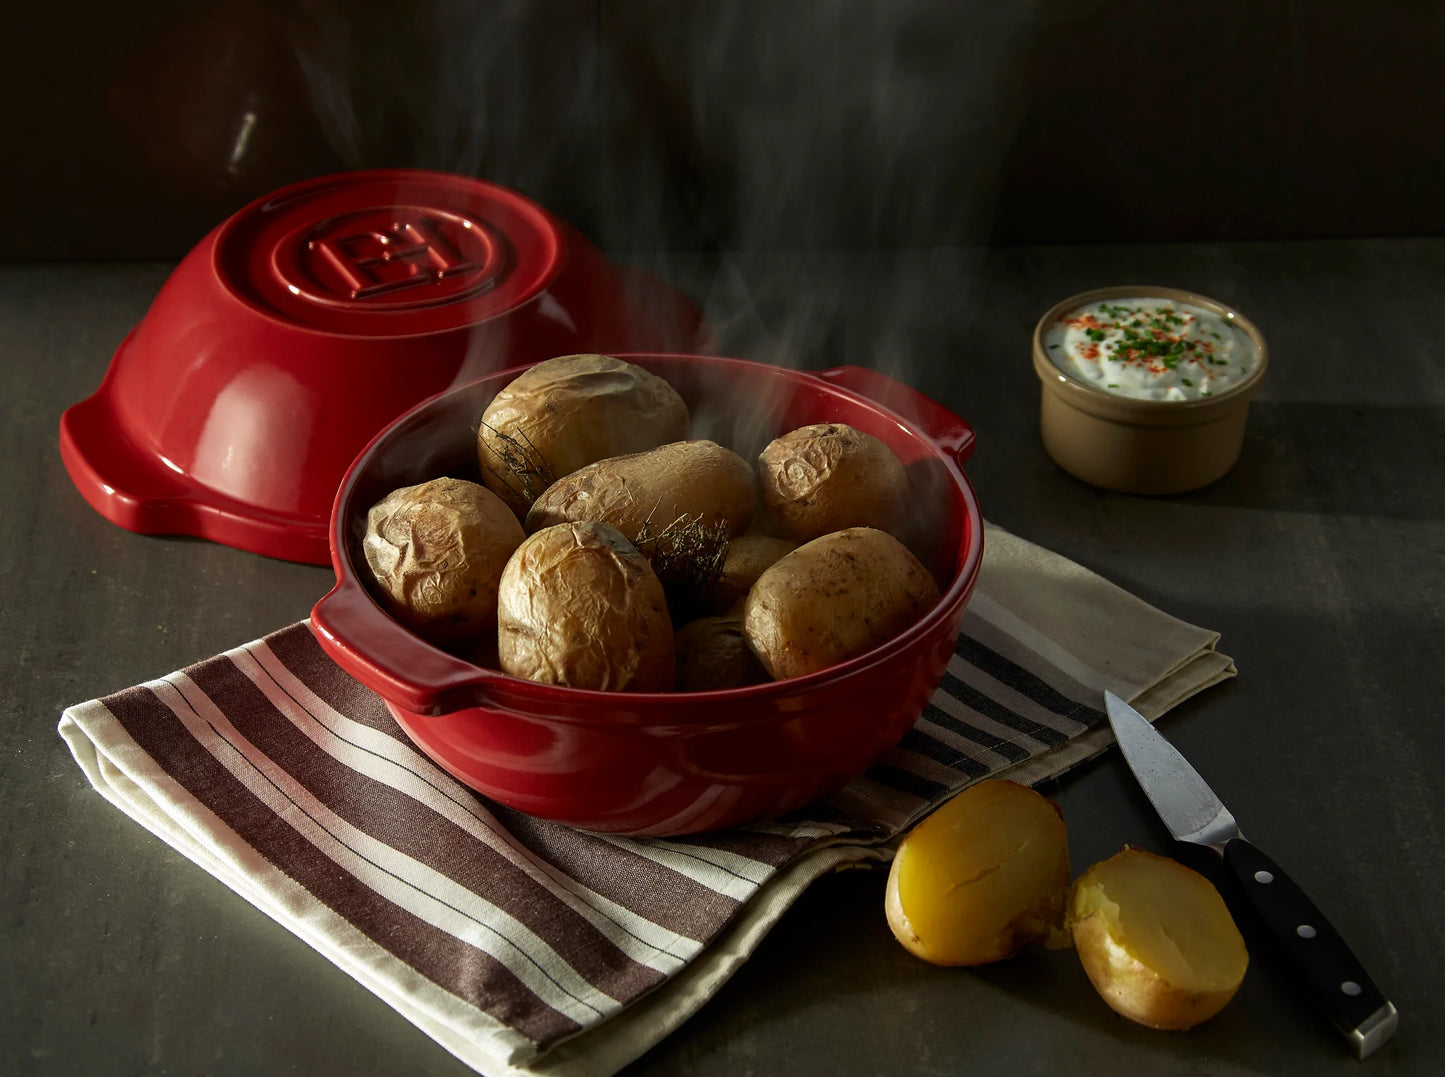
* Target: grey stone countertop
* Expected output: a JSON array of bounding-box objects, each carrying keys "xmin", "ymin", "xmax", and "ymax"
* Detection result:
[{"xmin": 3, "ymin": 239, "xmax": 1442, "ymax": 1075}]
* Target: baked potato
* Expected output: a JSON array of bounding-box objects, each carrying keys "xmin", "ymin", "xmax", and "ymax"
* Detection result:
[
  {"xmin": 674, "ymin": 613, "xmax": 770, "ymax": 691},
  {"xmin": 477, "ymin": 353, "xmax": 690, "ymax": 516},
  {"xmin": 743, "ymin": 527, "xmax": 940, "ymax": 680},
  {"xmin": 708, "ymin": 534, "xmax": 797, "ymax": 614},
  {"xmin": 757, "ymin": 423, "xmax": 909, "ymax": 543},
  {"xmin": 496, "ymin": 521, "xmax": 675, "ymax": 691},
  {"xmin": 524, "ymin": 439, "xmax": 755, "ymax": 543},
  {"xmin": 362, "ymin": 477, "xmax": 524, "ymax": 644}
]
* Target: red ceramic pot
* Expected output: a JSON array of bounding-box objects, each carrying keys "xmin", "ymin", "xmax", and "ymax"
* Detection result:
[
  {"xmin": 310, "ymin": 354, "xmax": 984, "ymax": 835},
  {"xmin": 59, "ymin": 169, "xmax": 704, "ymax": 564}
]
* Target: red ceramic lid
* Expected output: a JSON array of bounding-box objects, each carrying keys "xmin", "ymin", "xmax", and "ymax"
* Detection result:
[{"xmin": 58, "ymin": 169, "xmax": 705, "ymax": 563}]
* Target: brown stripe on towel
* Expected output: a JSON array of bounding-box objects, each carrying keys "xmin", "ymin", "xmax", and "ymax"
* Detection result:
[
  {"xmin": 270, "ymin": 625, "xmax": 761, "ymax": 943},
  {"xmin": 269, "ymin": 624, "xmax": 399, "ymax": 734},
  {"xmin": 186, "ymin": 655, "xmax": 674, "ymax": 999},
  {"xmin": 490, "ymin": 805, "xmax": 747, "ymax": 942},
  {"xmin": 103, "ymin": 684, "xmax": 585, "ymax": 1046}
]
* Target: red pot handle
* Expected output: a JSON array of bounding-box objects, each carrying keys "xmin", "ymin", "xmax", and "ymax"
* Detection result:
[
  {"xmin": 812, "ymin": 366, "xmax": 976, "ymax": 466},
  {"xmin": 309, "ymin": 578, "xmax": 491, "ymax": 716}
]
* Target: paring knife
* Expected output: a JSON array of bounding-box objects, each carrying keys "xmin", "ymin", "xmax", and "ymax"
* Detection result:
[{"xmin": 1102, "ymin": 691, "xmax": 1398, "ymax": 1059}]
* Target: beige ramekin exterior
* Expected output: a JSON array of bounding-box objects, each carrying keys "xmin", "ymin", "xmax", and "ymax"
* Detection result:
[{"xmin": 1032, "ymin": 286, "xmax": 1269, "ymax": 495}]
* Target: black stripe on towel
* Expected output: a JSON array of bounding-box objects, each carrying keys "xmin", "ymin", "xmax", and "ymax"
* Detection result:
[
  {"xmin": 936, "ymin": 671, "xmax": 1070, "ymax": 747},
  {"xmin": 953, "ymin": 636, "xmax": 1105, "ymax": 728},
  {"xmin": 915, "ymin": 703, "xmax": 1031, "ymax": 763},
  {"xmin": 863, "ymin": 763, "xmax": 951, "ymax": 802},
  {"xmin": 895, "ymin": 727, "xmax": 993, "ymax": 779}
]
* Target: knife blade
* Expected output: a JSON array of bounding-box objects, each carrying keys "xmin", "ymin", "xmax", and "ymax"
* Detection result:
[{"xmin": 1102, "ymin": 691, "xmax": 1398, "ymax": 1059}]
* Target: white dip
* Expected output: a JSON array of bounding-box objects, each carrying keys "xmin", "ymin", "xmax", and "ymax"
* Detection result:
[{"xmin": 1042, "ymin": 296, "xmax": 1258, "ymax": 401}]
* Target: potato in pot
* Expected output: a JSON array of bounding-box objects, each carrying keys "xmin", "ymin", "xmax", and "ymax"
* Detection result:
[
  {"xmin": 743, "ymin": 526, "xmax": 941, "ymax": 680},
  {"xmin": 497, "ymin": 521, "xmax": 675, "ymax": 692},
  {"xmin": 524, "ymin": 439, "xmax": 755, "ymax": 543},
  {"xmin": 708, "ymin": 534, "xmax": 797, "ymax": 614},
  {"xmin": 758, "ymin": 423, "xmax": 909, "ymax": 543},
  {"xmin": 526, "ymin": 439, "xmax": 756, "ymax": 620},
  {"xmin": 477, "ymin": 353, "xmax": 690, "ymax": 517},
  {"xmin": 362, "ymin": 477, "xmax": 524, "ymax": 645},
  {"xmin": 674, "ymin": 613, "xmax": 769, "ymax": 692}
]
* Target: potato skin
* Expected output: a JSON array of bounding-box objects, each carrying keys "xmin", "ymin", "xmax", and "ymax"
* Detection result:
[
  {"xmin": 496, "ymin": 521, "xmax": 675, "ymax": 691},
  {"xmin": 708, "ymin": 534, "xmax": 797, "ymax": 614},
  {"xmin": 743, "ymin": 527, "xmax": 941, "ymax": 680},
  {"xmin": 1070, "ymin": 848, "xmax": 1248, "ymax": 1030},
  {"xmin": 885, "ymin": 780, "xmax": 1070, "ymax": 966},
  {"xmin": 362, "ymin": 477, "xmax": 525, "ymax": 644},
  {"xmin": 524, "ymin": 439, "xmax": 756, "ymax": 542},
  {"xmin": 477, "ymin": 353, "xmax": 690, "ymax": 516},
  {"xmin": 674, "ymin": 614, "xmax": 769, "ymax": 691},
  {"xmin": 758, "ymin": 423, "xmax": 909, "ymax": 543}
]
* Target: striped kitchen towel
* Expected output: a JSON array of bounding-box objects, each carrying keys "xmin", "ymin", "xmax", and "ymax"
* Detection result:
[{"xmin": 58, "ymin": 524, "xmax": 1234, "ymax": 1077}]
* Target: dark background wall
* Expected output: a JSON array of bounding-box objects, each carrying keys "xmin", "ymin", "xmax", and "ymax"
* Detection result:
[{"xmin": 6, "ymin": 0, "xmax": 1444, "ymax": 261}]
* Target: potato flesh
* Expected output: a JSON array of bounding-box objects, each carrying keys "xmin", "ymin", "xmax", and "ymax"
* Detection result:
[
  {"xmin": 1070, "ymin": 848, "xmax": 1247, "ymax": 1029},
  {"xmin": 886, "ymin": 780, "xmax": 1069, "ymax": 966}
]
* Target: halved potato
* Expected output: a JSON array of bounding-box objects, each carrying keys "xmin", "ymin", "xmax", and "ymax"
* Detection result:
[
  {"xmin": 1070, "ymin": 847, "xmax": 1248, "ymax": 1030},
  {"xmin": 885, "ymin": 779, "xmax": 1070, "ymax": 966}
]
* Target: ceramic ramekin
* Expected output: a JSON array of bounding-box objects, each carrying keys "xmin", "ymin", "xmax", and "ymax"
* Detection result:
[{"xmin": 1032, "ymin": 286, "xmax": 1268, "ymax": 495}]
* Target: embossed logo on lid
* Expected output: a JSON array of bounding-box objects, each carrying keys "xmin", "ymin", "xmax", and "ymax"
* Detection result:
[
  {"xmin": 217, "ymin": 171, "xmax": 561, "ymax": 335},
  {"xmin": 286, "ymin": 207, "xmax": 505, "ymax": 309}
]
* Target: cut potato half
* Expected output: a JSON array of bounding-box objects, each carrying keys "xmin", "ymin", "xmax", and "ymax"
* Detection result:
[
  {"xmin": 1070, "ymin": 847, "xmax": 1248, "ymax": 1030},
  {"xmin": 885, "ymin": 780, "xmax": 1070, "ymax": 966}
]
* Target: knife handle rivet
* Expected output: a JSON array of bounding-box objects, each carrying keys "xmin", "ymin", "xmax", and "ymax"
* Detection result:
[
  {"xmin": 1297, "ymin": 924, "xmax": 1317, "ymax": 939},
  {"xmin": 1342, "ymin": 981, "xmax": 1363, "ymax": 997},
  {"xmin": 1254, "ymin": 870, "xmax": 1275, "ymax": 884}
]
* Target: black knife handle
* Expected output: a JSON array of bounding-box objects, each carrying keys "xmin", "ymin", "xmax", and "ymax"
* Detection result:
[{"xmin": 1223, "ymin": 837, "xmax": 1398, "ymax": 1059}]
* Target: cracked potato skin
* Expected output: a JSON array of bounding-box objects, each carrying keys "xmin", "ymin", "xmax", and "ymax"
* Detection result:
[
  {"xmin": 362, "ymin": 477, "xmax": 525, "ymax": 644},
  {"xmin": 757, "ymin": 423, "xmax": 909, "ymax": 543},
  {"xmin": 477, "ymin": 354, "xmax": 690, "ymax": 517},
  {"xmin": 497, "ymin": 521, "xmax": 675, "ymax": 692},
  {"xmin": 742, "ymin": 527, "xmax": 940, "ymax": 680},
  {"xmin": 524, "ymin": 439, "xmax": 755, "ymax": 542}
]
